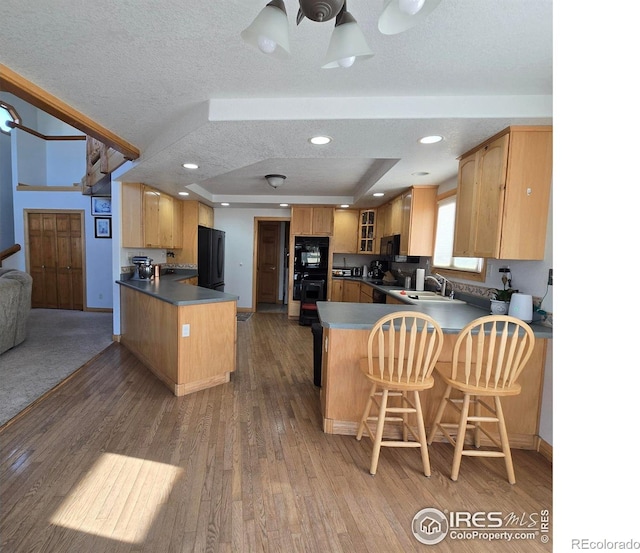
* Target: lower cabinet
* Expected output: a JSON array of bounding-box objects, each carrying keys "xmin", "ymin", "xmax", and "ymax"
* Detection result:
[
  {"xmin": 342, "ymin": 281, "xmax": 361, "ymax": 303},
  {"xmin": 359, "ymin": 285, "xmax": 373, "ymax": 303},
  {"xmin": 119, "ymin": 286, "xmax": 236, "ymax": 396}
]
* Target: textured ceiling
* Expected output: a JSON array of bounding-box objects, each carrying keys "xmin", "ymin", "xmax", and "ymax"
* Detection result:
[{"xmin": 0, "ymin": 0, "xmax": 552, "ymax": 208}]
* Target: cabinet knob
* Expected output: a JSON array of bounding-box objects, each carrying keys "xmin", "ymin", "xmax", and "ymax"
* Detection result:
[{"xmin": 67, "ymin": 266, "xmax": 71, "ymax": 270}]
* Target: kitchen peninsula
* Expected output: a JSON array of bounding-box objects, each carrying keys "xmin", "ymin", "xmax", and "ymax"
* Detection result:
[
  {"xmin": 317, "ymin": 298, "xmax": 552, "ymax": 451},
  {"xmin": 117, "ymin": 271, "xmax": 238, "ymax": 396}
]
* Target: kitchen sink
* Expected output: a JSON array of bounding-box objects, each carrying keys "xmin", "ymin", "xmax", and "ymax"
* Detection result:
[{"xmin": 387, "ymin": 290, "xmax": 466, "ymax": 304}]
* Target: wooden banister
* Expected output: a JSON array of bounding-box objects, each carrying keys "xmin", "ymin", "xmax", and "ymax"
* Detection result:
[{"xmin": 0, "ymin": 244, "xmax": 21, "ymax": 267}]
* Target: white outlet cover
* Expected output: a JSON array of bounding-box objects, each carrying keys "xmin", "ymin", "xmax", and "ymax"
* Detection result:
[{"xmin": 182, "ymin": 324, "xmax": 190, "ymax": 337}]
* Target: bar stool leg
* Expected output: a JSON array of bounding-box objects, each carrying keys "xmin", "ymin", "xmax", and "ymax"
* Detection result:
[{"xmin": 370, "ymin": 388, "xmax": 389, "ymax": 475}]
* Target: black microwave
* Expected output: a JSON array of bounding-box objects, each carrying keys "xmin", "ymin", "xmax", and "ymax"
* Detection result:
[
  {"xmin": 380, "ymin": 234, "xmax": 420, "ymax": 262},
  {"xmin": 380, "ymin": 234, "xmax": 401, "ymax": 257}
]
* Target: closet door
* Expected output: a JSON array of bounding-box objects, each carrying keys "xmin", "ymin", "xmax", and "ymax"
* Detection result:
[
  {"xmin": 55, "ymin": 213, "xmax": 84, "ymax": 310},
  {"xmin": 28, "ymin": 213, "xmax": 58, "ymax": 308},
  {"xmin": 28, "ymin": 212, "xmax": 85, "ymax": 310}
]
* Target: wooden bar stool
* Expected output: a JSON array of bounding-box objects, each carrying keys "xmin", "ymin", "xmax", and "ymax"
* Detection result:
[
  {"xmin": 356, "ymin": 312, "xmax": 444, "ymax": 476},
  {"xmin": 427, "ymin": 315, "xmax": 535, "ymax": 484}
]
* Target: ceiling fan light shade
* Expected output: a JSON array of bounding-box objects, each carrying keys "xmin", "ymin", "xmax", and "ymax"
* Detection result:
[
  {"xmin": 378, "ymin": 0, "xmax": 442, "ymax": 35},
  {"xmin": 321, "ymin": 11, "xmax": 374, "ymax": 69},
  {"xmin": 241, "ymin": 0, "xmax": 290, "ymax": 59},
  {"xmin": 265, "ymin": 174, "xmax": 287, "ymax": 188}
]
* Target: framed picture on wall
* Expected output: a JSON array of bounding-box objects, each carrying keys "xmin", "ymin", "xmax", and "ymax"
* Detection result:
[
  {"xmin": 94, "ymin": 217, "xmax": 112, "ymax": 239},
  {"xmin": 91, "ymin": 196, "xmax": 112, "ymax": 216}
]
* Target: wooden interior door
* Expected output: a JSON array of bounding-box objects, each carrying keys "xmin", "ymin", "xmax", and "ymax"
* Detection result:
[
  {"xmin": 257, "ymin": 221, "xmax": 280, "ymax": 303},
  {"xmin": 55, "ymin": 213, "xmax": 84, "ymax": 310},
  {"xmin": 28, "ymin": 213, "xmax": 58, "ymax": 308},
  {"xmin": 28, "ymin": 211, "xmax": 84, "ymax": 310}
]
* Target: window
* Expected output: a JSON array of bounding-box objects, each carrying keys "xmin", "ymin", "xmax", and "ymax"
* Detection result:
[
  {"xmin": 432, "ymin": 192, "xmax": 485, "ymax": 281},
  {"xmin": 0, "ymin": 101, "xmax": 21, "ymax": 134}
]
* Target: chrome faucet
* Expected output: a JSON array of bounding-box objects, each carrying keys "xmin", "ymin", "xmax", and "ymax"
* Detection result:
[
  {"xmin": 425, "ymin": 275, "xmax": 444, "ymax": 295},
  {"xmin": 434, "ymin": 273, "xmax": 451, "ymax": 297}
]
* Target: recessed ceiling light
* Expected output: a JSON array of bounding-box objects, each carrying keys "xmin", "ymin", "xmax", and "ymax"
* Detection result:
[
  {"xmin": 373, "ymin": 192, "xmax": 385, "ymax": 197},
  {"xmin": 412, "ymin": 171, "xmax": 430, "ymax": 176},
  {"xmin": 221, "ymin": 202, "xmax": 230, "ymax": 206},
  {"xmin": 309, "ymin": 136, "xmax": 332, "ymax": 145},
  {"xmin": 340, "ymin": 204, "xmax": 350, "ymax": 208},
  {"xmin": 280, "ymin": 203, "xmax": 289, "ymax": 207},
  {"xmin": 418, "ymin": 135, "xmax": 443, "ymax": 144},
  {"xmin": 182, "ymin": 163, "xmax": 199, "ymax": 169},
  {"xmin": 178, "ymin": 191, "xmax": 190, "ymax": 196}
]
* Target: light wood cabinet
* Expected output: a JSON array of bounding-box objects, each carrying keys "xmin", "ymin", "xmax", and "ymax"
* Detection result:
[
  {"xmin": 342, "ymin": 280, "xmax": 361, "ymax": 303},
  {"xmin": 121, "ymin": 182, "xmax": 144, "ymax": 248},
  {"xmin": 389, "ymin": 196, "xmax": 403, "ymax": 236},
  {"xmin": 120, "ymin": 286, "xmax": 236, "ymax": 396},
  {"xmin": 291, "ymin": 206, "xmax": 334, "ymax": 235},
  {"xmin": 331, "ymin": 279, "xmax": 343, "ymax": 301},
  {"xmin": 121, "ymin": 182, "xmax": 182, "ymax": 249},
  {"xmin": 358, "ymin": 209, "xmax": 377, "ymax": 253},
  {"xmin": 198, "ymin": 203, "xmax": 214, "ymax": 228},
  {"xmin": 376, "ymin": 203, "xmax": 389, "ymax": 242},
  {"xmin": 333, "ymin": 209, "xmax": 359, "ymax": 253},
  {"xmin": 398, "ymin": 187, "xmax": 437, "ymax": 256},
  {"xmin": 359, "ymin": 284, "xmax": 373, "ymax": 303},
  {"xmin": 174, "ymin": 200, "xmax": 214, "ymax": 265},
  {"xmin": 453, "ymin": 126, "xmax": 552, "ymax": 260}
]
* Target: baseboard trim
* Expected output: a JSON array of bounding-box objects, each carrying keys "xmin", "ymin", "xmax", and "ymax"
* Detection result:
[
  {"xmin": 85, "ymin": 307, "xmax": 113, "ymax": 313},
  {"xmin": 536, "ymin": 437, "xmax": 553, "ymax": 462}
]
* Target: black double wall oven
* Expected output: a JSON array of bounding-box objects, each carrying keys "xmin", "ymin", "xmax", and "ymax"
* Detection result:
[{"xmin": 293, "ymin": 236, "xmax": 329, "ymax": 301}]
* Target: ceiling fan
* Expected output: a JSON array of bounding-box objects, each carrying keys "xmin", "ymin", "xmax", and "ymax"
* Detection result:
[{"xmin": 241, "ymin": 0, "xmax": 442, "ymax": 68}]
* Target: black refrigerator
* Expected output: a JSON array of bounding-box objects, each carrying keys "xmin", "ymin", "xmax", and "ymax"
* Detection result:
[{"xmin": 198, "ymin": 226, "xmax": 225, "ymax": 291}]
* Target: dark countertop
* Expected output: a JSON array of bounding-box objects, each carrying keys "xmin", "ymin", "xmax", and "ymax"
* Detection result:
[
  {"xmin": 117, "ymin": 269, "xmax": 238, "ymax": 306},
  {"xmin": 320, "ymin": 277, "xmax": 553, "ymax": 338}
]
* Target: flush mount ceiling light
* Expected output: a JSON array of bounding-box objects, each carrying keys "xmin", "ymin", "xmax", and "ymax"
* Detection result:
[
  {"xmin": 418, "ymin": 135, "xmax": 443, "ymax": 144},
  {"xmin": 178, "ymin": 191, "xmax": 190, "ymax": 196},
  {"xmin": 309, "ymin": 135, "xmax": 332, "ymax": 145},
  {"xmin": 373, "ymin": 192, "xmax": 385, "ymax": 197},
  {"xmin": 241, "ymin": 0, "xmax": 441, "ymax": 69},
  {"xmin": 280, "ymin": 203, "xmax": 289, "ymax": 207},
  {"xmin": 221, "ymin": 202, "xmax": 230, "ymax": 206},
  {"xmin": 182, "ymin": 163, "xmax": 199, "ymax": 169},
  {"xmin": 265, "ymin": 174, "xmax": 287, "ymax": 189}
]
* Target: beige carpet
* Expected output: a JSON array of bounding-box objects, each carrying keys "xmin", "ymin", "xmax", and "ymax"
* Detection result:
[{"xmin": 0, "ymin": 308, "xmax": 113, "ymax": 427}]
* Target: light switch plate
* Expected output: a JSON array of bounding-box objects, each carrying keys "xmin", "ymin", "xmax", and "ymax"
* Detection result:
[{"xmin": 182, "ymin": 324, "xmax": 190, "ymax": 337}]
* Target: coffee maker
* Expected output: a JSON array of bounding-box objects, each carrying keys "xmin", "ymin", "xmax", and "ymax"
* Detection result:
[
  {"xmin": 369, "ymin": 260, "xmax": 388, "ymax": 280},
  {"xmin": 131, "ymin": 256, "xmax": 154, "ymax": 280}
]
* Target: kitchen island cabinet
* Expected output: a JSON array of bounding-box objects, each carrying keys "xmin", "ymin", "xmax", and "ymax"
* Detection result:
[
  {"xmin": 117, "ymin": 272, "xmax": 238, "ymax": 396},
  {"xmin": 317, "ymin": 301, "xmax": 551, "ymax": 451}
]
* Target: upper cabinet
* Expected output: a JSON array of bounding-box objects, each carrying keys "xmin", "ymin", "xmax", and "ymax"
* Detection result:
[
  {"xmin": 333, "ymin": 209, "xmax": 359, "ymax": 253},
  {"xmin": 399, "ymin": 187, "xmax": 437, "ymax": 256},
  {"xmin": 198, "ymin": 203, "xmax": 214, "ymax": 229},
  {"xmin": 291, "ymin": 206, "xmax": 334, "ymax": 236},
  {"xmin": 121, "ymin": 182, "xmax": 183, "ymax": 249},
  {"xmin": 358, "ymin": 209, "xmax": 377, "ymax": 253},
  {"xmin": 453, "ymin": 126, "xmax": 552, "ymax": 260},
  {"xmin": 174, "ymin": 200, "xmax": 214, "ymax": 265}
]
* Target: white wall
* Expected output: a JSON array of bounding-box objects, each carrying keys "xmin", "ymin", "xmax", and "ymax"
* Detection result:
[
  {"xmin": 3, "ymin": 94, "xmax": 110, "ymax": 308},
  {"xmin": 11, "ymin": 189, "xmax": 113, "ymax": 309},
  {"xmin": 213, "ymin": 207, "xmax": 290, "ymax": 309}
]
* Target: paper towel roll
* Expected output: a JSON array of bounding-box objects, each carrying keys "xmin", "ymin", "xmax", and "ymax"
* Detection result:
[{"xmin": 416, "ymin": 268, "xmax": 425, "ymax": 291}]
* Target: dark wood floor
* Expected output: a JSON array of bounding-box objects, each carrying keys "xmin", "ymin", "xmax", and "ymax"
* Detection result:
[{"xmin": 0, "ymin": 313, "xmax": 552, "ymax": 552}]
